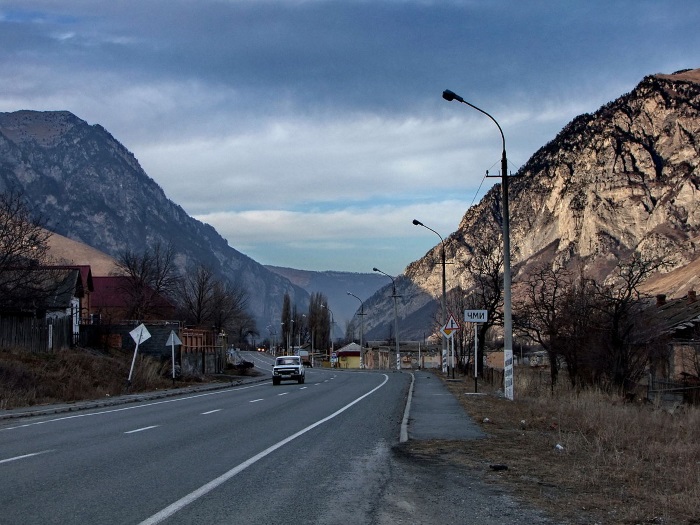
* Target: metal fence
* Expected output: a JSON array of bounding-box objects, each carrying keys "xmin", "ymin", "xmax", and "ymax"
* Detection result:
[{"xmin": 648, "ymin": 377, "xmax": 700, "ymax": 405}]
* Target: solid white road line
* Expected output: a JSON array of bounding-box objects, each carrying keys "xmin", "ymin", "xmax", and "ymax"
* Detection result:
[
  {"xmin": 0, "ymin": 450, "xmax": 53, "ymax": 464},
  {"xmin": 139, "ymin": 374, "xmax": 390, "ymax": 525}
]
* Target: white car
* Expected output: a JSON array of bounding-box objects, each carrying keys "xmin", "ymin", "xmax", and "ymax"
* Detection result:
[{"xmin": 272, "ymin": 356, "xmax": 305, "ymax": 385}]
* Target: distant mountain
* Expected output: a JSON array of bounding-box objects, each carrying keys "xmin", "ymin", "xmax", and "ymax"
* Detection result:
[
  {"xmin": 364, "ymin": 68, "xmax": 700, "ymax": 340},
  {"xmin": 265, "ymin": 266, "xmax": 387, "ymax": 336},
  {"xmin": 0, "ymin": 110, "xmax": 309, "ymax": 330}
]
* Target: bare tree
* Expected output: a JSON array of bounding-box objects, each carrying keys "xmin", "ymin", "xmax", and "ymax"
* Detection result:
[
  {"xmin": 589, "ymin": 252, "xmax": 671, "ymax": 391},
  {"xmin": 114, "ymin": 241, "xmax": 179, "ymax": 320},
  {"xmin": 0, "ymin": 189, "xmax": 56, "ymax": 310},
  {"xmin": 177, "ymin": 263, "xmax": 217, "ymax": 326},
  {"xmin": 515, "ymin": 264, "xmax": 574, "ymax": 389},
  {"xmin": 460, "ymin": 233, "xmax": 504, "ymax": 374}
]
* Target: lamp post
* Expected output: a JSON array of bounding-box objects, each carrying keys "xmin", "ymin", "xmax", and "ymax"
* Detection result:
[
  {"xmin": 321, "ymin": 304, "xmax": 335, "ymax": 365},
  {"xmin": 442, "ymin": 88, "xmax": 513, "ymax": 400},
  {"xmin": 373, "ymin": 267, "xmax": 400, "ymax": 371},
  {"xmin": 412, "ymin": 219, "xmax": 449, "ymax": 377},
  {"xmin": 347, "ymin": 291, "xmax": 365, "ymax": 369}
]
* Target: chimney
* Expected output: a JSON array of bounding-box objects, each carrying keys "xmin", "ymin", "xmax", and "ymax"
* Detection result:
[
  {"xmin": 656, "ymin": 294, "xmax": 667, "ymax": 307},
  {"xmin": 688, "ymin": 290, "xmax": 697, "ymax": 303}
]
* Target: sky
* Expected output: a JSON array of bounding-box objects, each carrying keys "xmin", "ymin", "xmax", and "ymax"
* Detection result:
[{"xmin": 0, "ymin": 0, "xmax": 698, "ymax": 276}]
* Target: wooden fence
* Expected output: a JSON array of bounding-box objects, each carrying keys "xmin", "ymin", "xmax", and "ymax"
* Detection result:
[{"xmin": 0, "ymin": 316, "xmax": 73, "ymax": 353}]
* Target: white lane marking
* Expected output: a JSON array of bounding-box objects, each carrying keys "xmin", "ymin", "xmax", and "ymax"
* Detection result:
[
  {"xmin": 201, "ymin": 410, "xmax": 221, "ymax": 415},
  {"xmin": 249, "ymin": 399, "xmax": 263, "ymax": 403},
  {"xmin": 139, "ymin": 374, "xmax": 390, "ymax": 525},
  {"xmin": 1, "ymin": 383, "xmax": 267, "ymax": 432},
  {"xmin": 277, "ymin": 392, "xmax": 289, "ymax": 396},
  {"xmin": 124, "ymin": 425, "xmax": 159, "ymax": 434},
  {"xmin": 299, "ymin": 387, "xmax": 307, "ymax": 390},
  {"xmin": 0, "ymin": 450, "xmax": 53, "ymax": 465}
]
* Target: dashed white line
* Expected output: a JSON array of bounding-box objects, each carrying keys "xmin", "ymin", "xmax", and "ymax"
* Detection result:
[
  {"xmin": 249, "ymin": 399, "xmax": 263, "ymax": 403},
  {"xmin": 299, "ymin": 387, "xmax": 307, "ymax": 390},
  {"xmin": 201, "ymin": 410, "xmax": 222, "ymax": 415},
  {"xmin": 278, "ymin": 392, "xmax": 289, "ymax": 396},
  {"xmin": 124, "ymin": 425, "xmax": 159, "ymax": 434},
  {"xmin": 0, "ymin": 450, "xmax": 53, "ymax": 465}
]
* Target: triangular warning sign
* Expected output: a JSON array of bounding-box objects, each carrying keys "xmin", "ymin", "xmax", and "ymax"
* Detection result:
[{"xmin": 445, "ymin": 314, "xmax": 460, "ymax": 331}]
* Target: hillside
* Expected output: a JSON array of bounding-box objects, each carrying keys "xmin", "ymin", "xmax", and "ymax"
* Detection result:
[
  {"xmin": 0, "ymin": 111, "xmax": 309, "ymax": 330},
  {"xmin": 364, "ymin": 68, "xmax": 700, "ymax": 340},
  {"xmin": 47, "ymin": 230, "xmax": 119, "ymax": 276}
]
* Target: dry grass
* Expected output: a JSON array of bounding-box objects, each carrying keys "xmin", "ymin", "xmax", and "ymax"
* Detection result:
[
  {"xmin": 409, "ymin": 368, "xmax": 700, "ymax": 525},
  {"xmin": 0, "ymin": 347, "xmax": 214, "ymax": 409}
]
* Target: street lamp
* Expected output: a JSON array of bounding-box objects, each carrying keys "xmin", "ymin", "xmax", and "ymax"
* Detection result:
[
  {"xmin": 321, "ymin": 304, "xmax": 335, "ymax": 365},
  {"xmin": 442, "ymin": 88, "xmax": 514, "ymax": 399},
  {"xmin": 347, "ymin": 291, "xmax": 365, "ymax": 369},
  {"xmin": 412, "ymin": 219, "xmax": 449, "ymax": 377},
  {"xmin": 373, "ymin": 267, "xmax": 401, "ymax": 371}
]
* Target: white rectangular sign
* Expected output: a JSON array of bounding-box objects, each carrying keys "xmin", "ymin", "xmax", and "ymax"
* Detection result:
[{"xmin": 464, "ymin": 310, "xmax": 488, "ymax": 323}]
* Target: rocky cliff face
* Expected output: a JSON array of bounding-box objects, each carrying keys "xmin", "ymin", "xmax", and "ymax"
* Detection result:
[
  {"xmin": 364, "ymin": 69, "xmax": 700, "ymax": 340},
  {"xmin": 0, "ymin": 110, "xmax": 309, "ymax": 329}
]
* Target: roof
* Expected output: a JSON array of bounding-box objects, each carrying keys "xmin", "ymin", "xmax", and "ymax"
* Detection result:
[
  {"xmin": 337, "ymin": 342, "xmax": 361, "ymax": 355},
  {"xmin": 91, "ymin": 276, "xmax": 176, "ymax": 310},
  {"xmin": 647, "ymin": 292, "xmax": 700, "ymax": 337}
]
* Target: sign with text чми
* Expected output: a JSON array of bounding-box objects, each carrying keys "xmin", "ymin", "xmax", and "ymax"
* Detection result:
[{"xmin": 464, "ymin": 310, "xmax": 488, "ymax": 323}]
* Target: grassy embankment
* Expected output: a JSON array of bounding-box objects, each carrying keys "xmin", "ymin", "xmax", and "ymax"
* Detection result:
[
  {"xmin": 0, "ymin": 347, "xmax": 250, "ymax": 410},
  {"xmin": 409, "ymin": 368, "xmax": 699, "ymax": 525}
]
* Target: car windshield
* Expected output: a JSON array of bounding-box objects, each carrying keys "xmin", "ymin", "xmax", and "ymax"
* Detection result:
[{"xmin": 276, "ymin": 358, "xmax": 298, "ymax": 365}]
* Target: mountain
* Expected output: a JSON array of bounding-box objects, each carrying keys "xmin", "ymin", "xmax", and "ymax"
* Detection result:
[
  {"xmin": 364, "ymin": 68, "xmax": 700, "ymax": 340},
  {"xmin": 0, "ymin": 110, "xmax": 309, "ymax": 330},
  {"xmin": 265, "ymin": 266, "xmax": 387, "ymax": 336}
]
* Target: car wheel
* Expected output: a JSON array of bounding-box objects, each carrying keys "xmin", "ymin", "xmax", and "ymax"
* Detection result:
[{"xmin": 273, "ymin": 377, "xmax": 280, "ymax": 385}]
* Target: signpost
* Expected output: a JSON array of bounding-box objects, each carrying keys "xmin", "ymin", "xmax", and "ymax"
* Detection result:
[
  {"xmin": 166, "ymin": 330, "xmax": 182, "ymax": 385},
  {"xmin": 127, "ymin": 323, "xmax": 151, "ymax": 387},
  {"xmin": 440, "ymin": 314, "xmax": 460, "ymax": 377},
  {"xmin": 464, "ymin": 310, "xmax": 487, "ymax": 393}
]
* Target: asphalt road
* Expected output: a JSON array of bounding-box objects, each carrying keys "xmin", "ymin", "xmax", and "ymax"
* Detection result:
[
  {"xmin": 0, "ymin": 357, "xmax": 410, "ymax": 524},
  {"xmin": 1, "ymin": 352, "xmax": 555, "ymax": 524}
]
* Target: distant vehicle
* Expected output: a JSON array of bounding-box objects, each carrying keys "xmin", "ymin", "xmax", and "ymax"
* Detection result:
[{"xmin": 272, "ymin": 356, "xmax": 305, "ymax": 385}]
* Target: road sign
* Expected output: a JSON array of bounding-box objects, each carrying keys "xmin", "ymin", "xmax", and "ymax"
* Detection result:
[
  {"xmin": 165, "ymin": 331, "xmax": 182, "ymax": 347},
  {"xmin": 464, "ymin": 310, "xmax": 488, "ymax": 323},
  {"xmin": 129, "ymin": 323, "xmax": 151, "ymax": 344},
  {"xmin": 441, "ymin": 314, "xmax": 460, "ymax": 338}
]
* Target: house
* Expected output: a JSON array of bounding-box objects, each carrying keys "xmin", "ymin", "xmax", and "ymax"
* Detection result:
[
  {"xmin": 90, "ymin": 276, "xmax": 177, "ymax": 322},
  {"xmin": 0, "ymin": 266, "xmax": 90, "ymax": 351},
  {"xmin": 336, "ymin": 342, "xmax": 362, "ymax": 368},
  {"xmin": 649, "ymin": 291, "xmax": 700, "ymax": 381}
]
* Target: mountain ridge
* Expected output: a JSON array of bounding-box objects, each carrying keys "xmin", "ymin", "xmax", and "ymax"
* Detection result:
[
  {"xmin": 363, "ymin": 68, "xmax": 700, "ymax": 340},
  {"xmin": 0, "ymin": 110, "xmax": 309, "ymax": 330}
]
